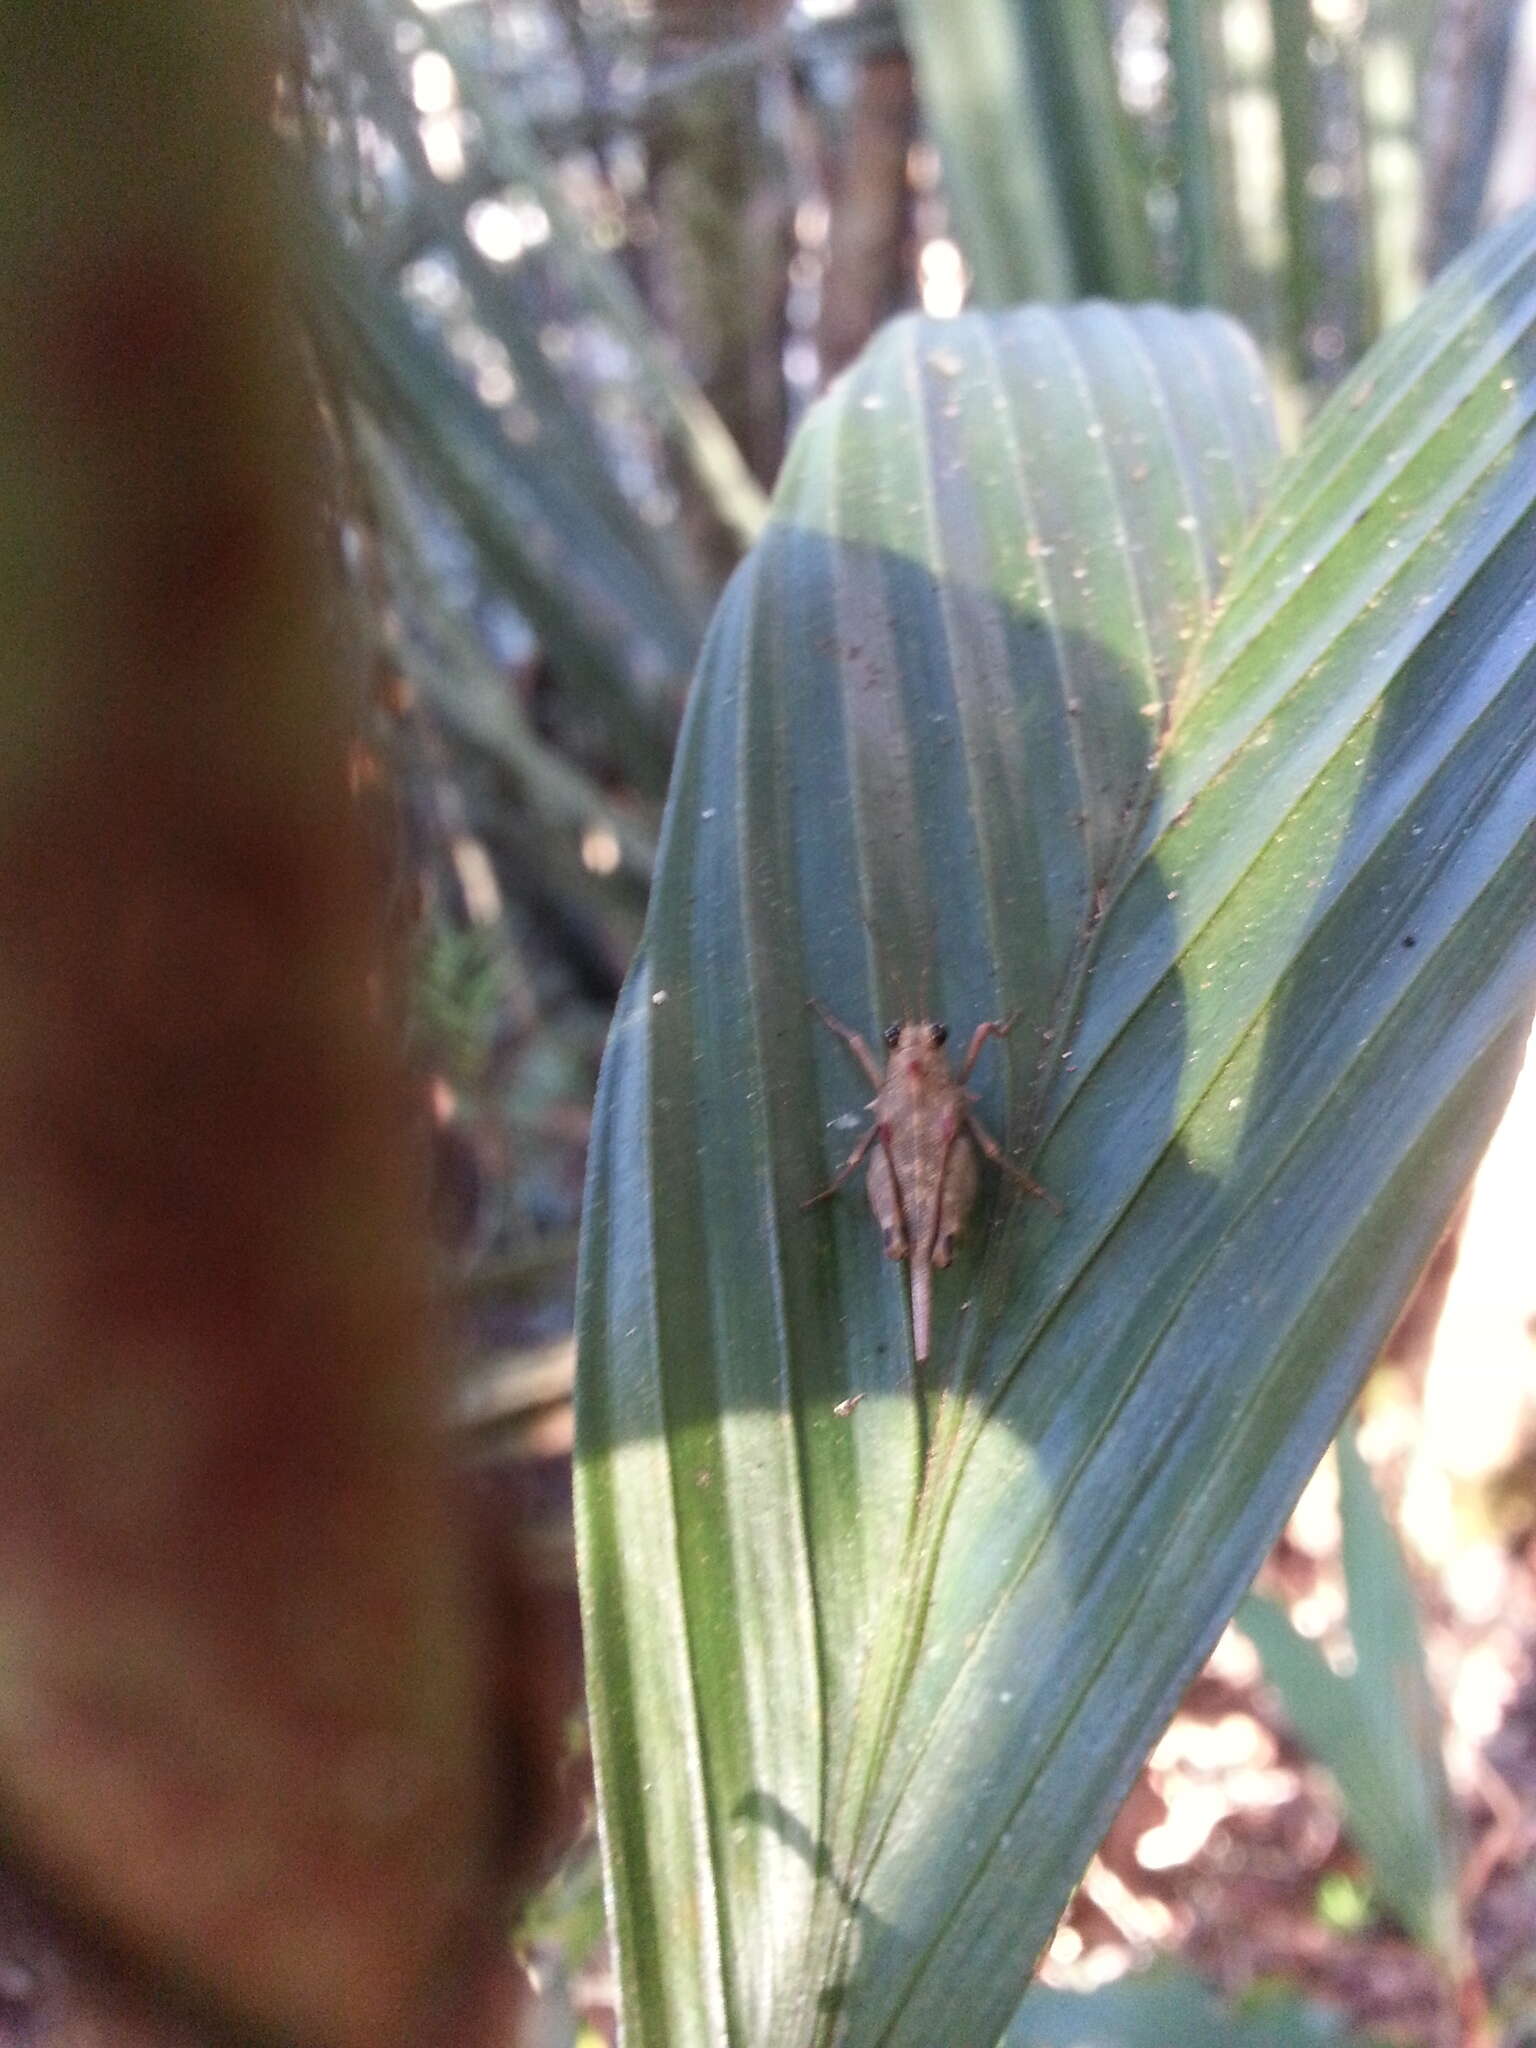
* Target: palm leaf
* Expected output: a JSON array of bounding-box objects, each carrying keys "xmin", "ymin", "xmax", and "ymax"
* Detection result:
[
  {"xmin": 300, "ymin": 209, "xmax": 689, "ymax": 792},
  {"xmin": 577, "ymin": 208, "xmax": 1536, "ymax": 2042},
  {"xmin": 411, "ymin": 1, "xmax": 769, "ymax": 549},
  {"xmin": 896, "ymin": 0, "xmax": 1156, "ymax": 305}
]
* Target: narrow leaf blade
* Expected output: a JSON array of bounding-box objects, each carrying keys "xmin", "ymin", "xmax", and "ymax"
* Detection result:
[
  {"xmin": 894, "ymin": 0, "xmax": 1078, "ymax": 302},
  {"xmin": 579, "ymin": 300, "xmax": 1278, "ymax": 2044},
  {"xmin": 1242, "ymin": 1428, "xmax": 1459, "ymax": 1955}
]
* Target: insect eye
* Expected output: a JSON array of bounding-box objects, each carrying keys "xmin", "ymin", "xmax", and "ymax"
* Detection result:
[
  {"xmin": 930, "ymin": 1022, "xmax": 949, "ymax": 1047},
  {"xmin": 883, "ymin": 1022, "xmax": 902, "ymax": 1048}
]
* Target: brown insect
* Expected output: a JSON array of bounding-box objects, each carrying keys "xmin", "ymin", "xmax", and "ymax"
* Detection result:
[{"xmin": 804, "ymin": 1001, "xmax": 1060, "ymax": 1364}]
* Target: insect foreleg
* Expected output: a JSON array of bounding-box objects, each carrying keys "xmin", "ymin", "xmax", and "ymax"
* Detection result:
[
  {"xmin": 964, "ymin": 1109, "xmax": 1062, "ymax": 1213},
  {"xmin": 801, "ymin": 1121, "xmax": 878, "ymax": 1209},
  {"xmin": 956, "ymin": 1008, "xmax": 1023, "ymax": 1083},
  {"xmin": 808, "ymin": 999, "xmax": 884, "ymax": 1090}
]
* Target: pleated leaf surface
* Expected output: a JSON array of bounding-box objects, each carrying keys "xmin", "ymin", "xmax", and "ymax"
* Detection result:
[{"xmin": 577, "ymin": 208, "xmax": 1536, "ymax": 2047}]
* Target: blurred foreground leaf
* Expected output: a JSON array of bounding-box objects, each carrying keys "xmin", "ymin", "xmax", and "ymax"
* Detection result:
[{"xmin": 0, "ymin": 8, "xmax": 497, "ymax": 2045}]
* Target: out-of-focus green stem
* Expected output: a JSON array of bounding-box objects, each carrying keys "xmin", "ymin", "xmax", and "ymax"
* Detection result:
[
  {"xmin": 895, "ymin": 0, "xmax": 1077, "ymax": 303},
  {"xmin": 1168, "ymin": 0, "xmax": 1237, "ymax": 307},
  {"xmin": 1268, "ymin": 0, "xmax": 1323, "ymax": 376},
  {"xmin": 896, "ymin": 0, "xmax": 1157, "ymax": 306},
  {"xmin": 1338, "ymin": 15, "xmax": 1384, "ymax": 349},
  {"xmin": 1359, "ymin": 8, "xmax": 1425, "ymax": 325},
  {"xmin": 1023, "ymin": 0, "xmax": 1158, "ymax": 299}
]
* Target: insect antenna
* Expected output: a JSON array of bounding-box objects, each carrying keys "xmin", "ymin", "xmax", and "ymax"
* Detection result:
[
  {"xmin": 915, "ymin": 914, "xmax": 939, "ymax": 1026},
  {"xmin": 860, "ymin": 897, "xmax": 899, "ymax": 1040},
  {"xmin": 898, "ymin": 949, "xmax": 916, "ymax": 1028},
  {"xmin": 892, "ymin": 937, "xmax": 923, "ymax": 1033}
]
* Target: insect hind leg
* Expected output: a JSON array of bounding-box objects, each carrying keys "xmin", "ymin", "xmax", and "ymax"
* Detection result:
[
  {"xmin": 964, "ymin": 1110, "xmax": 1062, "ymax": 1214},
  {"xmin": 801, "ymin": 1121, "xmax": 877, "ymax": 1209}
]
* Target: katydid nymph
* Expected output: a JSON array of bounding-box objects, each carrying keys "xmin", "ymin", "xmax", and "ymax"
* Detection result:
[{"xmin": 804, "ymin": 1001, "xmax": 1060, "ymax": 1364}]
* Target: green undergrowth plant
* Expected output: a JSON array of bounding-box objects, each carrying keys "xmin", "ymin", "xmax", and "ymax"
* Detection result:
[
  {"xmin": 1004, "ymin": 1961, "xmax": 1388, "ymax": 2045},
  {"xmin": 1241, "ymin": 1422, "xmax": 1461, "ymax": 1962},
  {"xmin": 575, "ymin": 204, "xmax": 1536, "ymax": 2043}
]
